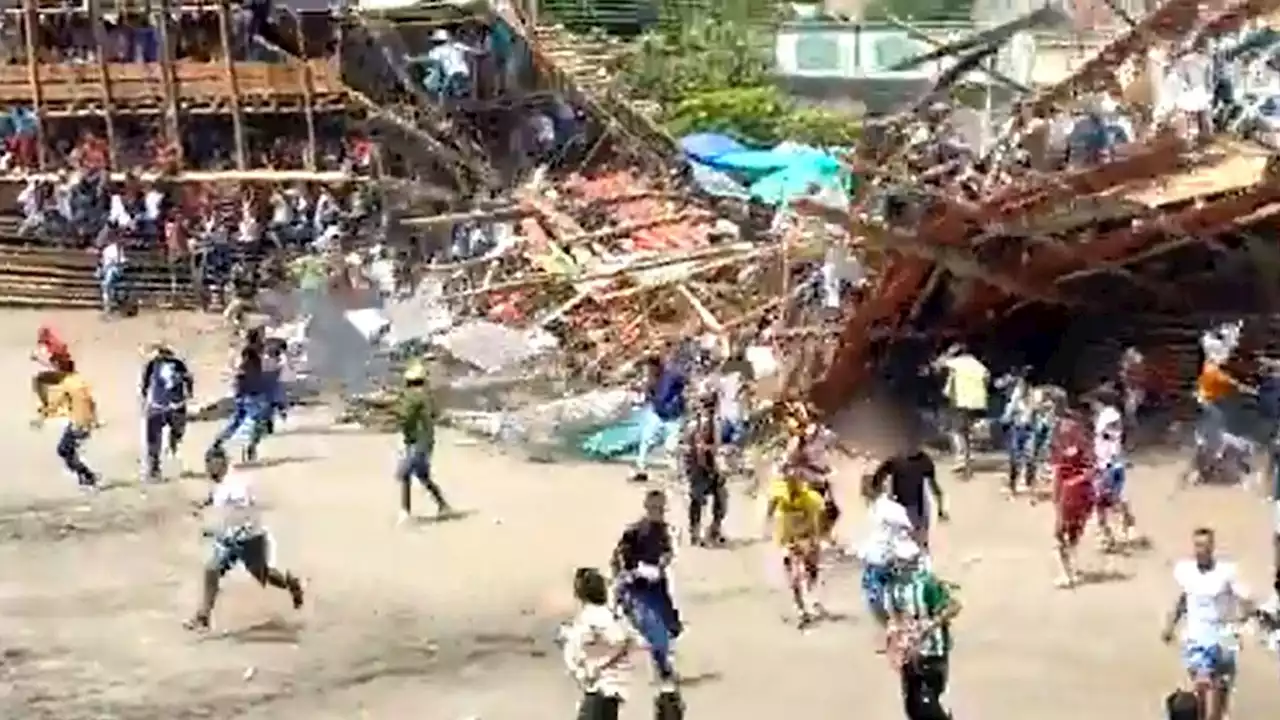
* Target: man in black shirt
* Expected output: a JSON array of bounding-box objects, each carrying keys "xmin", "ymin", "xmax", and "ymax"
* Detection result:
[
  {"xmin": 872, "ymin": 439, "xmax": 949, "ymax": 549},
  {"xmin": 612, "ymin": 490, "xmax": 682, "ymax": 683}
]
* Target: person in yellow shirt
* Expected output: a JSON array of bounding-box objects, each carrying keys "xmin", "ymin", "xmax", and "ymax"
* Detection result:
[
  {"xmin": 763, "ymin": 472, "xmax": 827, "ymax": 628},
  {"xmin": 38, "ymin": 361, "xmax": 100, "ymax": 490},
  {"xmin": 934, "ymin": 344, "xmax": 990, "ymax": 478}
]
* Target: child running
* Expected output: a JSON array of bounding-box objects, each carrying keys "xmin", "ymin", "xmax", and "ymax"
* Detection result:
[{"xmin": 763, "ymin": 472, "xmax": 827, "ymax": 628}]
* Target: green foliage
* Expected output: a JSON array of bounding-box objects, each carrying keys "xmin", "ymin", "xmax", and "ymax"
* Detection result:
[
  {"xmin": 615, "ymin": 20, "xmax": 773, "ymax": 106},
  {"xmin": 615, "ymin": 20, "xmax": 861, "ymax": 147},
  {"xmin": 664, "ymin": 86, "xmax": 860, "ymax": 146},
  {"xmin": 663, "ymin": 86, "xmax": 789, "ymax": 142}
]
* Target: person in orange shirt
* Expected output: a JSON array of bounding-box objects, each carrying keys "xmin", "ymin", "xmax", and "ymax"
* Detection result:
[
  {"xmin": 38, "ymin": 360, "xmax": 100, "ymax": 490},
  {"xmin": 1191, "ymin": 360, "xmax": 1255, "ymax": 485}
]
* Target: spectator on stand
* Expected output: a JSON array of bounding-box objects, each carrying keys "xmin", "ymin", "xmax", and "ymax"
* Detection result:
[{"xmin": 97, "ymin": 230, "xmax": 126, "ymax": 315}]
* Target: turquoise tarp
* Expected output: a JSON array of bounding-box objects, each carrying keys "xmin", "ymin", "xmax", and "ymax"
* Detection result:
[{"xmin": 747, "ymin": 155, "xmax": 851, "ymax": 208}]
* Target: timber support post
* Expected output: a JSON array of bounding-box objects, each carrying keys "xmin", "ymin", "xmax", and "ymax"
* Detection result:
[
  {"xmin": 293, "ymin": 9, "xmax": 318, "ymax": 171},
  {"xmin": 215, "ymin": 0, "xmax": 247, "ymax": 170},
  {"xmin": 20, "ymin": 0, "xmax": 46, "ymax": 170},
  {"xmin": 89, "ymin": 0, "xmax": 118, "ymax": 169},
  {"xmin": 154, "ymin": 0, "xmax": 185, "ymax": 169}
]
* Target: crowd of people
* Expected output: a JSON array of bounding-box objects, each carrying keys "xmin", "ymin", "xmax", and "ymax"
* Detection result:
[{"xmin": 15, "ymin": 167, "xmax": 383, "ymax": 313}]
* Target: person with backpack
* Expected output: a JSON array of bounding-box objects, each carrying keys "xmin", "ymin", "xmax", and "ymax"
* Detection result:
[{"xmin": 139, "ymin": 342, "xmax": 194, "ymax": 483}]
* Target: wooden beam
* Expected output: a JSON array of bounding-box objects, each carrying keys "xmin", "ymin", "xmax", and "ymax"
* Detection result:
[
  {"xmin": 89, "ymin": 0, "xmax": 117, "ymax": 169},
  {"xmin": 215, "ymin": 0, "xmax": 246, "ymax": 170},
  {"xmin": 676, "ymin": 283, "xmax": 724, "ymax": 333},
  {"xmin": 291, "ymin": 8, "xmax": 318, "ymax": 172},
  {"xmin": 20, "ymin": 0, "xmax": 46, "ymax": 170}
]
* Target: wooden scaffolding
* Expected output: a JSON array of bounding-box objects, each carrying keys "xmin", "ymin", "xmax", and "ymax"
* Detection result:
[{"xmin": 5, "ymin": 0, "xmax": 354, "ymax": 174}]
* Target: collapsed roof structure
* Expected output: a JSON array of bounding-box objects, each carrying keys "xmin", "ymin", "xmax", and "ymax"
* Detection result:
[{"xmin": 462, "ymin": 0, "xmax": 1280, "ymax": 415}]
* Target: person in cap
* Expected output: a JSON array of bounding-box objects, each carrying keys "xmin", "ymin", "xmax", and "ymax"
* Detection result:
[
  {"xmin": 883, "ymin": 538, "xmax": 959, "ymax": 720},
  {"xmin": 139, "ymin": 341, "xmax": 194, "ymax": 482},
  {"xmin": 423, "ymin": 27, "xmax": 474, "ymax": 99},
  {"xmin": 393, "ymin": 360, "xmax": 451, "ymax": 524}
]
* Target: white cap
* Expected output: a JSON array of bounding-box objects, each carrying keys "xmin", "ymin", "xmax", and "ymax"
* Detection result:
[{"xmin": 432, "ymin": 29, "xmax": 450, "ymax": 41}]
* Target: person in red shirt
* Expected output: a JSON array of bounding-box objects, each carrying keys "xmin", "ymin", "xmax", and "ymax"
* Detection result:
[
  {"xmin": 1051, "ymin": 406, "xmax": 1095, "ymax": 589},
  {"xmin": 32, "ymin": 325, "xmax": 75, "ymax": 415}
]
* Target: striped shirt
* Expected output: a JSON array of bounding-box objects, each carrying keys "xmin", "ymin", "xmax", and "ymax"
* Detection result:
[{"xmin": 883, "ymin": 570, "xmax": 954, "ymax": 658}]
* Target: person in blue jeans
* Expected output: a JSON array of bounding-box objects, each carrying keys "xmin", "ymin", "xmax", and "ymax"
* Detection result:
[
  {"xmin": 612, "ymin": 490, "xmax": 682, "ymax": 685},
  {"xmin": 633, "ymin": 354, "xmax": 686, "ymax": 483},
  {"xmin": 139, "ymin": 342, "xmax": 194, "ymax": 482},
  {"xmin": 208, "ymin": 340, "xmax": 268, "ymax": 464}
]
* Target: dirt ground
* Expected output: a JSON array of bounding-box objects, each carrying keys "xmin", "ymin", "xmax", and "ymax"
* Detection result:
[{"xmin": 0, "ymin": 311, "xmax": 1278, "ymax": 720}]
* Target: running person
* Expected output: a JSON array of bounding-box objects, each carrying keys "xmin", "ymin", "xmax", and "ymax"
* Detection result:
[
  {"xmin": 763, "ymin": 472, "xmax": 827, "ymax": 627},
  {"xmin": 883, "ymin": 538, "xmax": 961, "ymax": 720},
  {"xmin": 612, "ymin": 490, "xmax": 682, "ymax": 685},
  {"xmin": 682, "ymin": 394, "xmax": 727, "ymax": 546},
  {"xmin": 1092, "ymin": 387, "xmax": 1138, "ymax": 550},
  {"xmin": 1051, "ymin": 406, "xmax": 1095, "ymax": 588},
  {"xmin": 1161, "ymin": 528, "xmax": 1252, "ymax": 720},
  {"xmin": 184, "ymin": 448, "xmax": 304, "ymax": 632},
  {"xmin": 140, "ymin": 342, "xmax": 193, "ymax": 482},
  {"xmin": 870, "ymin": 437, "xmax": 947, "ymax": 551},
  {"xmin": 39, "ymin": 360, "xmax": 101, "ymax": 490},
  {"xmin": 857, "ymin": 471, "xmax": 916, "ymax": 630},
  {"xmin": 31, "ymin": 325, "xmax": 74, "ymax": 418},
  {"xmin": 393, "ymin": 361, "xmax": 452, "ymax": 523}
]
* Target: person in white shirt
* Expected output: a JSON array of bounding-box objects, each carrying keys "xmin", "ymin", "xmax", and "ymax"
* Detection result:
[
  {"xmin": 558, "ymin": 567, "xmax": 641, "ymax": 720},
  {"xmin": 184, "ymin": 448, "xmax": 304, "ymax": 633},
  {"xmin": 1092, "ymin": 387, "xmax": 1138, "ymax": 549},
  {"xmin": 424, "ymin": 28, "xmax": 475, "ymax": 98},
  {"xmin": 857, "ymin": 471, "xmax": 917, "ymax": 627},
  {"xmin": 1162, "ymin": 528, "xmax": 1253, "ymax": 720},
  {"xmin": 97, "ymin": 234, "xmax": 125, "ymax": 314}
]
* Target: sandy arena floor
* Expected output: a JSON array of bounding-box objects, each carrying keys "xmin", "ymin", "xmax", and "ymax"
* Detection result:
[{"xmin": 0, "ymin": 311, "xmax": 1278, "ymax": 720}]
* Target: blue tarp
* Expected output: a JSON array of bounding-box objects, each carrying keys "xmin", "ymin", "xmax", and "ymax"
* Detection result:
[
  {"xmin": 677, "ymin": 133, "xmax": 852, "ymax": 207},
  {"xmin": 679, "ymin": 132, "xmax": 746, "ymax": 163}
]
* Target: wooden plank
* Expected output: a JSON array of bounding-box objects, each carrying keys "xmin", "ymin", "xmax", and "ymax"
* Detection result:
[{"xmin": 0, "ymin": 61, "xmax": 348, "ymax": 105}]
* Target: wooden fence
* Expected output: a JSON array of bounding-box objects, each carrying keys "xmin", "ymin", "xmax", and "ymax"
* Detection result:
[{"xmin": 0, "ymin": 239, "xmax": 200, "ymax": 309}]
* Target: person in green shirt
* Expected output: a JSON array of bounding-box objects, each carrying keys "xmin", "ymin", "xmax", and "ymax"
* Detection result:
[
  {"xmin": 394, "ymin": 361, "xmax": 451, "ymax": 524},
  {"xmin": 883, "ymin": 540, "xmax": 961, "ymax": 720}
]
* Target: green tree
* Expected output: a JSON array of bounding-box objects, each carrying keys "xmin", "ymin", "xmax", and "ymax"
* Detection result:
[{"xmin": 614, "ymin": 19, "xmax": 863, "ymax": 146}]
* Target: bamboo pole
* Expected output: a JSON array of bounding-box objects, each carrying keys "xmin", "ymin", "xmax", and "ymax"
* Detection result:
[
  {"xmin": 89, "ymin": 0, "xmax": 117, "ymax": 169},
  {"xmin": 439, "ymin": 242, "xmax": 773, "ymax": 300},
  {"xmin": 215, "ymin": 0, "xmax": 246, "ymax": 170},
  {"xmin": 152, "ymin": 0, "xmax": 184, "ymax": 168},
  {"xmin": 20, "ymin": 0, "xmax": 46, "ymax": 170},
  {"xmin": 291, "ymin": 9, "xmax": 318, "ymax": 171}
]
